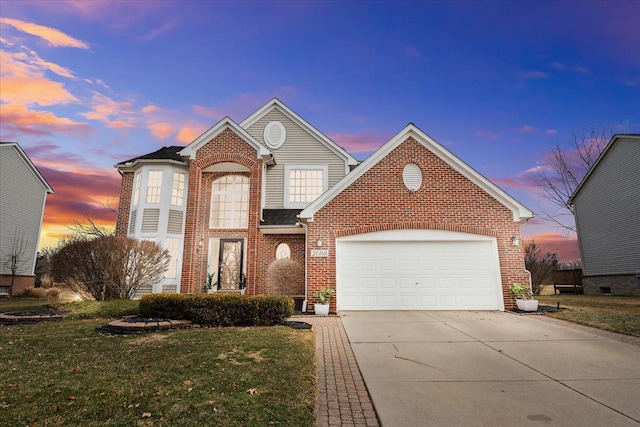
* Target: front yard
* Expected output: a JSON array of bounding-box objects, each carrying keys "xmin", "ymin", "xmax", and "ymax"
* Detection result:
[
  {"xmin": 0, "ymin": 299, "xmax": 316, "ymax": 427},
  {"xmin": 537, "ymin": 294, "xmax": 640, "ymax": 337}
]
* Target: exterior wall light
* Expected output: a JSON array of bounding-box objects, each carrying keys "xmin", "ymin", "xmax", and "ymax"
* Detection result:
[
  {"xmin": 317, "ymin": 236, "xmax": 323, "ymax": 247},
  {"xmin": 511, "ymin": 236, "xmax": 519, "ymax": 246}
]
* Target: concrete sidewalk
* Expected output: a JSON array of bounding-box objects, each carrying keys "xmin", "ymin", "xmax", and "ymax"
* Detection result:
[{"xmin": 341, "ymin": 311, "xmax": 640, "ymax": 427}]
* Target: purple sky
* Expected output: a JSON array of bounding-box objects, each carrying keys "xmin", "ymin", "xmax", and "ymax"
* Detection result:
[{"xmin": 1, "ymin": 0, "xmax": 638, "ymax": 260}]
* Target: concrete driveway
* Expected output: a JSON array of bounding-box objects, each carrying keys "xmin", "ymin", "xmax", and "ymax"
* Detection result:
[{"xmin": 341, "ymin": 311, "xmax": 640, "ymax": 427}]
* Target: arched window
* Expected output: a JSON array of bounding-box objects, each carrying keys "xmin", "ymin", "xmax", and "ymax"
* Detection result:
[
  {"xmin": 210, "ymin": 175, "xmax": 249, "ymax": 229},
  {"xmin": 275, "ymin": 243, "xmax": 291, "ymax": 260}
]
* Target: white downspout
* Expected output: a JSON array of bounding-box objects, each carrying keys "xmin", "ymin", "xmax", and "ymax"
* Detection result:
[{"xmin": 301, "ymin": 222, "xmax": 309, "ymax": 312}]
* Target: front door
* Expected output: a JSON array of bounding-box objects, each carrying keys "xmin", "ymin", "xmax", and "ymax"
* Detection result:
[{"xmin": 219, "ymin": 239, "xmax": 243, "ymax": 290}]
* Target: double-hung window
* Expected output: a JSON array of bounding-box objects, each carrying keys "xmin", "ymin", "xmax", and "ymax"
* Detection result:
[
  {"xmin": 146, "ymin": 171, "xmax": 163, "ymax": 204},
  {"xmin": 284, "ymin": 165, "xmax": 328, "ymax": 208},
  {"xmin": 132, "ymin": 173, "xmax": 141, "ymax": 205},
  {"xmin": 210, "ymin": 175, "xmax": 249, "ymax": 229},
  {"xmin": 171, "ymin": 172, "xmax": 186, "ymax": 206}
]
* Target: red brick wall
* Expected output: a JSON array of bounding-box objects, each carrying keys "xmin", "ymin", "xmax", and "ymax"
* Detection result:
[
  {"xmin": 0, "ymin": 274, "xmax": 35, "ymax": 296},
  {"xmin": 256, "ymin": 234, "xmax": 305, "ymax": 295},
  {"xmin": 180, "ymin": 128, "xmax": 263, "ymax": 294},
  {"xmin": 306, "ymin": 137, "xmax": 529, "ymax": 311},
  {"xmin": 115, "ymin": 172, "xmax": 133, "ymax": 237}
]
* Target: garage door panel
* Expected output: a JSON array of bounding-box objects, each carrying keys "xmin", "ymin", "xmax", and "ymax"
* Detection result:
[
  {"xmin": 380, "ymin": 295, "xmax": 398, "ymax": 306},
  {"xmin": 337, "ymin": 237, "xmax": 502, "ymax": 311},
  {"xmin": 400, "ymin": 278, "xmax": 415, "ymax": 288},
  {"xmin": 380, "ymin": 278, "xmax": 396, "ymax": 288},
  {"xmin": 360, "ymin": 277, "xmax": 376, "ymax": 288}
]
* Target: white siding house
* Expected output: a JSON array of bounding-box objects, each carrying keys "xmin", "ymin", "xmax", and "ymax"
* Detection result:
[
  {"xmin": 0, "ymin": 142, "xmax": 53, "ymax": 296},
  {"xmin": 568, "ymin": 134, "xmax": 640, "ymax": 295}
]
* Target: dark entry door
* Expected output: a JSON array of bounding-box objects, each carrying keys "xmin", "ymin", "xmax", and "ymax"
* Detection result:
[{"xmin": 219, "ymin": 239, "xmax": 243, "ymax": 290}]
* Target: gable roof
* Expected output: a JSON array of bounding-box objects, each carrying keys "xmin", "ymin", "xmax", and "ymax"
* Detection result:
[
  {"xmin": 240, "ymin": 98, "xmax": 358, "ymax": 166},
  {"xmin": 299, "ymin": 124, "xmax": 533, "ymax": 222},
  {"xmin": 179, "ymin": 117, "xmax": 274, "ymax": 164},
  {"xmin": 567, "ymin": 134, "xmax": 640, "ymax": 206},
  {"xmin": 0, "ymin": 142, "xmax": 53, "ymax": 193}
]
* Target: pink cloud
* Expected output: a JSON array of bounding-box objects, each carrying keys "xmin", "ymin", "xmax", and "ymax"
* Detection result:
[
  {"xmin": 148, "ymin": 122, "xmax": 175, "ymax": 139},
  {"xmin": 489, "ymin": 166, "xmax": 542, "ymax": 191},
  {"xmin": 545, "ymin": 129, "xmax": 558, "ymax": 135},
  {"xmin": 0, "ymin": 103, "xmax": 90, "ymax": 137},
  {"xmin": 328, "ymin": 133, "xmax": 389, "ymax": 156},
  {"xmin": 193, "ymin": 105, "xmax": 223, "ymax": 119},
  {"xmin": 0, "ymin": 17, "xmax": 89, "ymax": 49},
  {"xmin": 176, "ymin": 121, "xmax": 208, "ymax": 144},
  {"xmin": 518, "ymin": 125, "xmax": 535, "ymax": 133},
  {"xmin": 475, "ymin": 130, "xmax": 499, "ymax": 140},
  {"xmin": 81, "ymin": 92, "xmax": 136, "ymax": 128},
  {"xmin": 144, "ymin": 17, "xmax": 180, "ymax": 40},
  {"xmin": 518, "ymin": 70, "xmax": 548, "ymax": 80}
]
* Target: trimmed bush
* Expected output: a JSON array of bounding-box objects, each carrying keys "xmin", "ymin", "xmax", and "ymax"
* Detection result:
[
  {"xmin": 18, "ymin": 288, "xmax": 48, "ymax": 298},
  {"xmin": 139, "ymin": 293, "xmax": 294, "ymax": 327}
]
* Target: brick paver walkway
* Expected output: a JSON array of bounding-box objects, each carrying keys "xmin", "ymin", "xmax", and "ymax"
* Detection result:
[{"xmin": 291, "ymin": 315, "xmax": 380, "ymax": 427}]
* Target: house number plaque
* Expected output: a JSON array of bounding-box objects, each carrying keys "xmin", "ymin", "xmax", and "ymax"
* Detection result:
[{"xmin": 311, "ymin": 249, "xmax": 329, "ymax": 257}]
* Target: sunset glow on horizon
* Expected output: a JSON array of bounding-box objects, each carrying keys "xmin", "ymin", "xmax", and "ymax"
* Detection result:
[{"xmin": 1, "ymin": 1, "xmax": 638, "ymax": 261}]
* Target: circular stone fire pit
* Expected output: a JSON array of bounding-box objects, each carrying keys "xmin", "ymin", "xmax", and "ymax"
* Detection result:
[{"xmin": 98, "ymin": 315, "xmax": 192, "ymax": 334}]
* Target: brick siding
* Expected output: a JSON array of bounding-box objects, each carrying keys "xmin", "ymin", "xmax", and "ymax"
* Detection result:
[{"xmin": 305, "ymin": 137, "xmax": 529, "ymax": 311}]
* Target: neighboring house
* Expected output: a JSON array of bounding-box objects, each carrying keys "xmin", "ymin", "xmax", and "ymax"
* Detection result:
[
  {"xmin": 115, "ymin": 99, "xmax": 533, "ymax": 311},
  {"xmin": 568, "ymin": 134, "xmax": 640, "ymax": 296},
  {"xmin": 0, "ymin": 142, "xmax": 53, "ymax": 296}
]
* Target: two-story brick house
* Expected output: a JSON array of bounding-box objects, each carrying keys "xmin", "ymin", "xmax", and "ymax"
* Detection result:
[{"xmin": 115, "ymin": 99, "xmax": 533, "ymax": 311}]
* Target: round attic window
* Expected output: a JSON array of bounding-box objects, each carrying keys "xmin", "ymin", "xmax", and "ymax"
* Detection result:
[
  {"xmin": 403, "ymin": 163, "xmax": 422, "ymax": 191},
  {"xmin": 264, "ymin": 121, "xmax": 286, "ymax": 149}
]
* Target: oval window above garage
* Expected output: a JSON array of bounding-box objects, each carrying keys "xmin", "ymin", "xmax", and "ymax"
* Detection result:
[
  {"xmin": 264, "ymin": 121, "xmax": 286, "ymax": 149},
  {"xmin": 403, "ymin": 163, "xmax": 422, "ymax": 191}
]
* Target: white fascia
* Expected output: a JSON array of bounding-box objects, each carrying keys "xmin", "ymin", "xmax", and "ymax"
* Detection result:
[
  {"xmin": 299, "ymin": 124, "xmax": 534, "ymax": 223},
  {"xmin": 240, "ymin": 98, "xmax": 358, "ymax": 167},
  {"xmin": 178, "ymin": 117, "xmax": 273, "ymax": 164}
]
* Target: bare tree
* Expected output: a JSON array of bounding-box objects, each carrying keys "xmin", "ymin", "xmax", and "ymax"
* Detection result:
[
  {"xmin": 67, "ymin": 216, "xmax": 114, "ymax": 239},
  {"xmin": 535, "ymin": 126, "xmax": 613, "ymax": 232},
  {"xmin": 524, "ymin": 240, "xmax": 558, "ymax": 295},
  {"xmin": 2, "ymin": 229, "xmax": 30, "ymax": 294},
  {"xmin": 51, "ymin": 236, "xmax": 169, "ymax": 300}
]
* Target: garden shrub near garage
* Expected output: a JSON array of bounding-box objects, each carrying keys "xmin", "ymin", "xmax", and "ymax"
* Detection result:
[{"xmin": 139, "ymin": 293, "xmax": 294, "ymax": 326}]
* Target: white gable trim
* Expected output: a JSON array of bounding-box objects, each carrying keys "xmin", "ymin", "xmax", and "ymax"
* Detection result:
[
  {"xmin": 567, "ymin": 134, "xmax": 640, "ymax": 206},
  {"xmin": 179, "ymin": 117, "xmax": 273, "ymax": 163},
  {"xmin": 299, "ymin": 124, "xmax": 533, "ymax": 222},
  {"xmin": 240, "ymin": 98, "xmax": 358, "ymax": 167},
  {"xmin": 0, "ymin": 143, "xmax": 53, "ymax": 193}
]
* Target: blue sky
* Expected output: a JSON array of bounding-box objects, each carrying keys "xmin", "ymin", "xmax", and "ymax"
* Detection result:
[{"xmin": 1, "ymin": 0, "xmax": 638, "ymax": 259}]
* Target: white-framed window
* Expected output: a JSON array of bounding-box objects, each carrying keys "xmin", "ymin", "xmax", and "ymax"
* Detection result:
[
  {"xmin": 171, "ymin": 172, "xmax": 186, "ymax": 206},
  {"xmin": 132, "ymin": 173, "xmax": 141, "ymax": 205},
  {"xmin": 210, "ymin": 175, "xmax": 249, "ymax": 229},
  {"xmin": 275, "ymin": 243, "xmax": 291, "ymax": 260},
  {"xmin": 284, "ymin": 165, "xmax": 328, "ymax": 208},
  {"xmin": 165, "ymin": 237, "xmax": 180, "ymax": 279},
  {"xmin": 146, "ymin": 171, "xmax": 163, "ymax": 204}
]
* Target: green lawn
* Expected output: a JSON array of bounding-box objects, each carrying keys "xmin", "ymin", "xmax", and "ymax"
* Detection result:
[
  {"xmin": 0, "ymin": 299, "xmax": 316, "ymax": 427},
  {"xmin": 537, "ymin": 294, "xmax": 640, "ymax": 337}
]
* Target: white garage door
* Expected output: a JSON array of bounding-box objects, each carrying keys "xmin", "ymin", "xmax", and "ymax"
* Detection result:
[{"xmin": 336, "ymin": 230, "xmax": 503, "ymax": 311}]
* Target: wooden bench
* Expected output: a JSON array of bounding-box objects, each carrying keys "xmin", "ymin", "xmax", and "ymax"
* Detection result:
[{"xmin": 553, "ymin": 283, "xmax": 584, "ymax": 294}]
